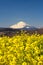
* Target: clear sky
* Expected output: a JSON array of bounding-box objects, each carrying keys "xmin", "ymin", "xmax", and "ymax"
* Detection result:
[{"xmin": 0, "ymin": 0, "xmax": 43, "ymax": 27}]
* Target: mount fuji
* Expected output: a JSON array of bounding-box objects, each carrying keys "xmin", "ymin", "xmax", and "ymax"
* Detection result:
[
  {"xmin": 0, "ymin": 21, "xmax": 43, "ymax": 36},
  {"xmin": 10, "ymin": 21, "xmax": 37, "ymax": 30}
]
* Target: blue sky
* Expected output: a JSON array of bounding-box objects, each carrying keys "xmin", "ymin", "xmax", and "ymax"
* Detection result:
[{"xmin": 0, "ymin": 0, "xmax": 43, "ymax": 27}]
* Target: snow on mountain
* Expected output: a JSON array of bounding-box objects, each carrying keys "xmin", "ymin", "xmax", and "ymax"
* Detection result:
[
  {"xmin": 10, "ymin": 21, "xmax": 31, "ymax": 29},
  {"xmin": 10, "ymin": 21, "xmax": 37, "ymax": 30}
]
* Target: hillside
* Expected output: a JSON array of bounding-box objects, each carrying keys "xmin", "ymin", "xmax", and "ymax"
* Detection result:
[{"xmin": 0, "ymin": 28, "xmax": 43, "ymax": 36}]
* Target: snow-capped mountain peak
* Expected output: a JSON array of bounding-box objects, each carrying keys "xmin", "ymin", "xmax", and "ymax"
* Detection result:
[
  {"xmin": 10, "ymin": 21, "xmax": 30, "ymax": 29},
  {"xmin": 9, "ymin": 21, "xmax": 37, "ymax": 30}
]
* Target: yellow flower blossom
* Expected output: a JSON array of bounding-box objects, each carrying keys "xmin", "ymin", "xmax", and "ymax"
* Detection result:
[
  {"xmin": 22, "ymin": 62, "xmax": 27, "ymax": 65},
  {"xmin": 0, "ymin": 33, "xmax": 43, "ymax": 65}
]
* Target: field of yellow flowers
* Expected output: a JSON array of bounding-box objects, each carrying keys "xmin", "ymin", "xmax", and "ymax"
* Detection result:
[{"xmin": 0, "ymin": 33, "xmax": 43, "ymax": 65}]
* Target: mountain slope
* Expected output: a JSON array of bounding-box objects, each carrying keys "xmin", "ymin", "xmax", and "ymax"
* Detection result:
[{"xmin": 10, "ymin": 21, "xmax": 37, "ymax": 30}]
